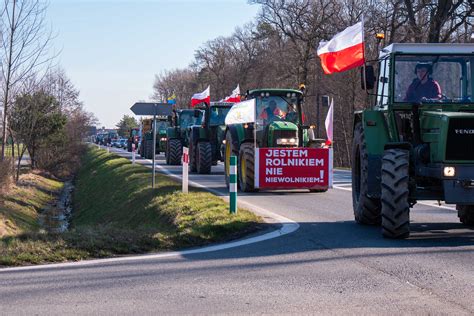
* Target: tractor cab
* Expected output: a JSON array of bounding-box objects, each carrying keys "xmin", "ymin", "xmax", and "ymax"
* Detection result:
[
  {"xmin": 186, "ymin": 102, "xmax": 234, "ymax": 174},
  {"xmin": 248, "ymin": 89, "xmax": 306, "ymax": 147}
]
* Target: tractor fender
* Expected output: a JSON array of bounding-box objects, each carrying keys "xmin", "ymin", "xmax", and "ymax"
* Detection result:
[
  {"xmin": 190, "ymin": 126, "xmax": 201, "ymax": 144},
  {"xmin": 166, "ymin": 127, "xmax": 178, "ymax": 139},
  {"xmin": 353, "ymin": 111, "xmax": 363, "ymax": 136}
]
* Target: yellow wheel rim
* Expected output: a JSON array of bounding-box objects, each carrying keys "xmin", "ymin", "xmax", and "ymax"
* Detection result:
[
  {"xmin": 241, "ymin": 154, "xmax": 246, "ymax": 181},
  {"xmin": 225, "ymin": 141, "xmax": 231, "ymax": 177}
]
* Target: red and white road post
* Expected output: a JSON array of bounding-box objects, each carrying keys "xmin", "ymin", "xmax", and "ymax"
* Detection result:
[{"xmin": 182, "ymin": 147, "xmax": 189, "ymax": 193}]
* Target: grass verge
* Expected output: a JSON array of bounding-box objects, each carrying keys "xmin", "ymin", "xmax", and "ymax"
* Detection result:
[{"xmin": 0, "ymin": 147, "xmax": 262, "ymax": 267}]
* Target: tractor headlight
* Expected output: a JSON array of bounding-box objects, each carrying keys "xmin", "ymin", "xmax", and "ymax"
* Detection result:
[
  {"xmin": 160, "ymin": 137, "xmax": 167, "ymax": 141},
  {"xmin": 277, "ymin": 138, "xmax": 297, "ymax": 145},
  {"xmin": 443, "ymin": 166, "xmax": 456, "ymax": 177}
]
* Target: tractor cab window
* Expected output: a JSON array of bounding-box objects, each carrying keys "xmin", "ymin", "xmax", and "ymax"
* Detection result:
[
  {"xmin": 209, "ymin": 106, "xmax": 231, "ymax": 126},
  {"xmin": 155, "ymin": 121, "xmax": 169, "ymax": 132},
  {"xmin": 179, "ymin": 112, "xmax": 202, "ymax": 127},
  {"xmin": 394, "ymin": 55, "xmax": 474, "ymax": 104},
  {"xmin": 256, "ymin": 94, "xmax": 300, "ymax": 129}
]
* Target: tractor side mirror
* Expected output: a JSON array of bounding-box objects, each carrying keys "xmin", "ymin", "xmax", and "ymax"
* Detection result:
[{"xmin": 361, "ymin": 65, "xmax": 376, "ymax": 90}]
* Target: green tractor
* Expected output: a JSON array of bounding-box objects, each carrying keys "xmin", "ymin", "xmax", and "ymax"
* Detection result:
[
  {"xmin": 224, "ymin": 88, "xmax": 321, "ymax": 192},
  {"xmin": 353, "ymin": 43, "xmax": 474, "ymax": 239},
  {"xmin": 140, "ymin": 118, "xmax": 170, "ymax": 159},
  {"xmin": 165, "ymin": 109, "xmax": 203, "ymax": 165},
  {"xmin": 187, "ymin": 102, "xmax": 234, "ymax": 174}
]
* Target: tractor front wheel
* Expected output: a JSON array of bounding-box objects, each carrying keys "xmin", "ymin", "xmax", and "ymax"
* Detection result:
[
  {"xmin": 352, "ymin": 122, "xmax": 381, "ymax": 225},
  {"xmin": 456, "ymin": 205, "xmax": 474, "ymax": 226},
  {"xmin": 167, "ymin": 139, "xmax": 182, "ymax": 165},
  {"xmin": 381, "ymin": 149, "xmax": 410, "ymax": 239},
  {"xmin": 197, "ymin": 141, "xmax": 212, "ymax": 174},
  {"xmin": 239, "ymin": 143, "xmax": 256, "ymax": 192}
]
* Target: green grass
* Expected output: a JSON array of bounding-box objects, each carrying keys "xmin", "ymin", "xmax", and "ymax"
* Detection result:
[
  {"xmin": 3, "ymin": 144, "xmax": 26, "ymax": 157},
  {"xmin": 0, "ymin": 148, "xmax": 262, "ymax": 266}
]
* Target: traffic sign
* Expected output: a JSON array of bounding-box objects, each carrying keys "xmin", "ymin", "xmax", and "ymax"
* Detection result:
[{"xmin": 130, "ymin": 102, "xmax": 173, "ymax": 116}]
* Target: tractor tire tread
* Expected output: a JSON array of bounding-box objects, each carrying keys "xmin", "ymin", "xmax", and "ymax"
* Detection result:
[{"xmin": 381, "ymin": 149, "xmax": 410, "ymax": 239}]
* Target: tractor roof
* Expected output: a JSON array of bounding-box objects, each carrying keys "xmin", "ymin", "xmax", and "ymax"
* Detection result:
[
  {"xmin": 210, "ymin": 102, "xmax": 234, "ymax": 107},
  {"xmin": 380, "ymin": 43, "xmax": 474, "ymax": 58},
  {"xmin": 247, "ymin": 88, "xmax": 303, "ymax": 95}
]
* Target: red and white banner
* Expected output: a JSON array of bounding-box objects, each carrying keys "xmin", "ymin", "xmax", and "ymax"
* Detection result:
[
  {"xmin": 317, "ymin": 21, "xmax": 364, "ymax": 74},
  {"xmin": 224, "ymin": 84, "xmax": 241, "ymax": 103},
  {"xmin": 255, "ymin": 148, "xmax": 331, "ymax": 190},
  {"xmin": 191, "ymin": 86, "xmax": 210, "ymax": 107}
]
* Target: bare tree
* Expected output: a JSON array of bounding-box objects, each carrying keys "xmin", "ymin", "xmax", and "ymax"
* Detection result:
[{"xmin": 0, "ymin": 0, "xmax": 56, "ymax": 160}]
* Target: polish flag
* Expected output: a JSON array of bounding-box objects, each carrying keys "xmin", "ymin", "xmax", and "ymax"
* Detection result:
[
  {"xmin": 317, "ymin": 22, "xmax": 364, "ymax": 74},
  {"xmin": 224, "ymin": 84, "xmax": 241, "ymax": 103},
  {"xmin": 325, "ymin": 98, "xmax": 334, "ymax": 144},
  {"xmin": 191, "ymin": 86, "xmax": 210, "ymax": 107}
]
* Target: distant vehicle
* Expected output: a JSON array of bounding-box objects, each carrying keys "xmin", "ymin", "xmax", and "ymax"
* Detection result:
[
  {"xmin": 111, "ymin": 139, "xmax": 120, "ymax": 147},
  {"xmin": 119, "ymin": 138, "xmax": 127, "ymax": 149}
]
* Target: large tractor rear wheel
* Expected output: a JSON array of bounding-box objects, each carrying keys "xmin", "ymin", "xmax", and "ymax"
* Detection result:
[
  {"xmin": 352, "ymin": 122, "xmax": 381, "ymax": 225},
  {"xmin": 224, "ymin": 132, "xmax": 238, "ymax": 188},
  {"xmin": 239, "ymin": 143, "xmax": 256, "ymax": 192},
  {"xmin": 167, "ymin": 139, "xmax": 182, "ymax": 165},
  {"xmin": 381, "ymin": 149, "xmax": 410, "ymax": 239},
  {"xmin": 456, "ymin": 205, "xmax": 474, "ymax": 226},
  {"xmin": 197, "ymin": 141, "xmax": 212, "ymax": 174}
]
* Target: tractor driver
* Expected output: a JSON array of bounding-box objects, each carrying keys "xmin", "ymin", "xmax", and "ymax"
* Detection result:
[
  {"xmin": 404, "ymin": 63, "xmax": 442, "ymax": 102},
  {"xmin": 259, "ymin": 99, "xmax": 284, "ymax": 123}
]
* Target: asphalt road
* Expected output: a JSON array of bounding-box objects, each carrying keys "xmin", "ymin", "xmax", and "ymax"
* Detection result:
[{"xmin": 1, "ymin": 145, "xmax": 473, "ymax": 315}]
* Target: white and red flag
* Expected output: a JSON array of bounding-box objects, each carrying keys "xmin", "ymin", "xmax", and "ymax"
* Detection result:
[
  {"xmin": 224, "ymin": 84, "xmax": 241, "ymax": 103},
  {"xmin": 191, "ymin": 86, "xmax": 210, "ymax": 107},
  {"xmin": 325, "ymin": 98, "xmax": 334, "ymax": 145},
  {"xmin": 317, "ymin": 21, "xmax": 364, "ymax": 74}
]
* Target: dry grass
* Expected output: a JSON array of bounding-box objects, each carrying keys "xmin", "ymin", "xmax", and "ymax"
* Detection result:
[{"xmin": 0, "ymin": 158, "xmax": 14, "ymax": 196}]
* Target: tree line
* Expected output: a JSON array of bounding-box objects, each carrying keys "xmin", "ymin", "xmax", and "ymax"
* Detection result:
[
  {"xmin": 0, "ymin": 0, "xmax": 96, "ymax": 182},
  {"xmin": 152, "ymin": 0, "xmax": 473, "ymax": 167}
]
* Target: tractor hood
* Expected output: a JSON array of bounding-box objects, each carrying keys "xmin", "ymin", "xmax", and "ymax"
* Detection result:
[
  {"xmin": 421, "ymin": 111, "xmax": 474, "ymax": 162},
  {"xmin": 268, "ymin": 121, "xmax": 298, "ymax": 131},
  {"xmin": 267, "ymin": 121, "xmax": 299, "ymax": 147}
]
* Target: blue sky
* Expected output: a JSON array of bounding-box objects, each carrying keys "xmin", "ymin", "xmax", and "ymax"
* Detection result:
[{"xmin": 47, "ymin": 0, "xmax": 260, "ymax": 127}]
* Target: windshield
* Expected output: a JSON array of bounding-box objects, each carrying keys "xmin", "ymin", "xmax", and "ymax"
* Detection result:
[
  {"xmin": 394, "ymin": 55, "xmax": 473, "ymax": 104},
  {"xmin": 209, "ymin": 106, "xmax": 231, "ymax": 126},
  {"xmin": 155, "ymin": 121, "xmax": 169, "ymax": 132},
  {"xmin": 256, "ymin": 95, "xmax": 300, "ymax": 128},
  {"xmin": 179, "ymin": 111, "xmax": 202, "ymax": 127}
]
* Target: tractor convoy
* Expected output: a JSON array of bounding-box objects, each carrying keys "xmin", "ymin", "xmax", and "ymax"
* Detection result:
[{"xmin": 117, "ymin": 42, "xmax": 474, "ymax": 240}]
